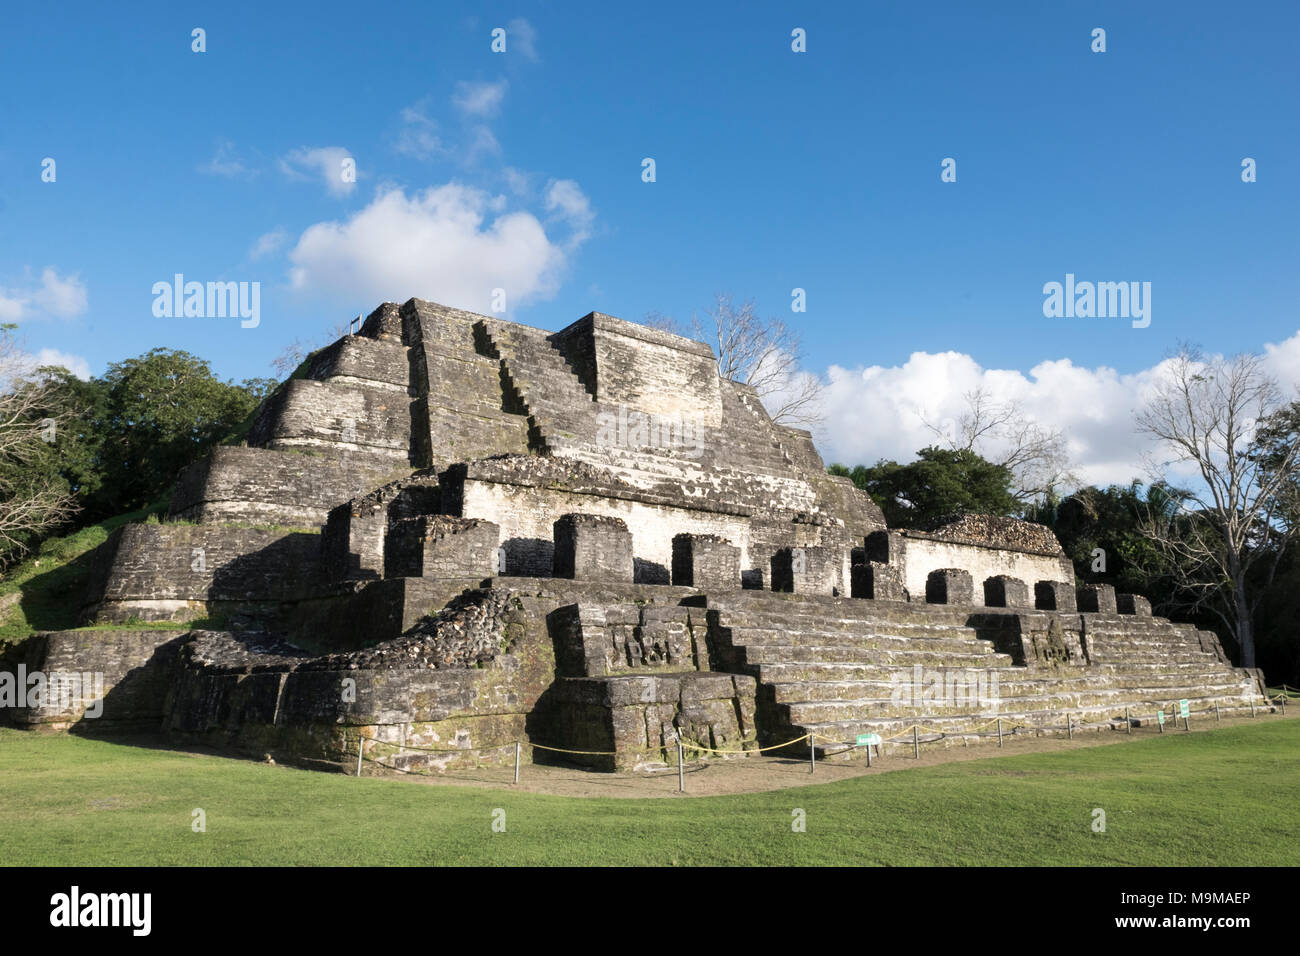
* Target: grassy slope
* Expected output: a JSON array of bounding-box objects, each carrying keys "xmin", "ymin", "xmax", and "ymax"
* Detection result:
[
  {"xmin": 1, "ymin": 721, "xmax": 1296, "ymax": 866},
  {"xmin": 0, "ymin": 504, "xmax": 168, "ymax": 645}
]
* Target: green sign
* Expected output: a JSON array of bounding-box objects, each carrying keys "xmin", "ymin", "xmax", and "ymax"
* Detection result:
[
  {"xmin": 856, "ymin": 733, "xmax": 882, "ymax": 747},
  {"xmin": 1158, "ymin": 710, "xmax": 1165, "ymax": 725},
  {"xmin": 1179, "ymin": 699, "xmax": 1190, "ymax": 719}
]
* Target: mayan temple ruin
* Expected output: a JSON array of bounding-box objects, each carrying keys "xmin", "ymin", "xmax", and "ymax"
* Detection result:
[{"xmin": 3, "ymin": 299, "xmax": 1274, "ymax": 771}]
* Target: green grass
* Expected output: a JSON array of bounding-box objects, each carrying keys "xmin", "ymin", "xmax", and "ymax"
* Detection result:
[
  {"xmin": 2, "ymin": 721, "xmax": 1297, "ymax": 866},
  {"xmin": 0, "ymin": 503, "xmax": 168, "ymax": 645}
]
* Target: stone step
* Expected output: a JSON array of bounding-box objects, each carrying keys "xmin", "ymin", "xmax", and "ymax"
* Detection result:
[
  {"xmin": 737, "ymin": 643, "xmax": 1006, "ymax": 667},
  {"xmin": 778, "ymin": 683, "xmax": 1263, "ymax": 723},
  {"xmin": 1088, "ymin": 652, "xmax": 1220, "ymax": 665},
  {"xmin": 796, "ymin": 697, "xmax": 1272, "ymax": 751},
  {"xmin": 767, "ymin": 676, "xmax": 1258, "ymax": 705},
  {"xmin": 755, "ymin": 660, "xmax": 1015, "ymax": 683},
  {"xmin": 726, "ymin": 627, "xmax": 1002, "ymax": 654},
  {"xmin": 1084, "ymin": 634, "xmax": 1208, "ymax": 649},
  {"xmin": 1090, "ymin": 660, "xmax": 1234, "ymax": 674}
]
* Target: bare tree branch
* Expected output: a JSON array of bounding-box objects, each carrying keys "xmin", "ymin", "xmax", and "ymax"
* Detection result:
[
  {"xmin": 1134, "ymin": 346, "xmax": 1300, "ymax": 667},
  {"xmin": 921, "ymin": 386, "xmax": 1078, "ymax": 503}
]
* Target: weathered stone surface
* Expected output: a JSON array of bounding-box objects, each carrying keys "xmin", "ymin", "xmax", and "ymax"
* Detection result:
[
  {"xmin": 926, "ymin": 568, "xmax": 973, "ymax": 605},
  {"xmin": 1079, "ymin": 583, "xmax": 1118, "ymax": 614},
  {"xmin": 386, "ymin": 516, "xmax": 499, "ymax": 580},
  {"xmin": 1034, "ymin": 579, "xmax": 1077, "ymax": 612},
  {"xmin": 2, "ymin": 629, "xmax": 189, "ymax": 728},
  {"xmin": 35, "ymin": 296, "xmax": 1255, "ymax": 778},
  {"xmin": 983, "ymin": 575, "xmax": 1030, "ymax": 608},
  {"xmin": 771, "ymin": 545, "xmax": 838, "ymax": 595},
  {"xmin": 851, "ymin": 561, "xmax": 905, "ymax": 601},
  {"xmin": 553, "ymin": 513, "xmax": 633, "ymax": 582},
  {"xmin": 671, "ymin": 533, "xmax": 739, "ymax": 590},
  {"xmin": 1116, "ymin": 593, "xmax": 1152, "ymax": 617}
]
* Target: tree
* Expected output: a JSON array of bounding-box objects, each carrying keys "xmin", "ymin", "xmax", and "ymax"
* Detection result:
[
  {"xmin": 922, "ymin": 386, "xmax": 1076, "ymax": 504},
  {"xmin": 0, "ymin": 324, "xmax": 81, "ymax": 563},
  {"xmin": 830, "ymin": 446, "xmax": 1019, "ymax": 529},
  {"xmin": 1135, "ymin": 346, "xmax": 1300, "ymax": 668},
  {"xmin": 644, "ymin": 295, "xmax": 824, "ymax": 428},
  {"xmin": 1028, "ymin": 480, "xmax": 1185, "ymax": 599},
  {"xmin": 89, "ymin": 350, "xmax": 273, "ymax": 517}
]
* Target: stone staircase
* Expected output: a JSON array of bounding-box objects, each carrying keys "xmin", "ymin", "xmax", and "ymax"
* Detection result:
[
  {"xmin": 704, "ymin": 590, "xmax": 1271, "ymax": 757},
  {"xmin": 475, "ymin": 318, "xmax": 596, "ymax": 454}
]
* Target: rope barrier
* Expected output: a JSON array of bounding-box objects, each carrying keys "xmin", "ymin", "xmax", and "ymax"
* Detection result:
[
  {"xmin": 680, "ymin": 734, "xmax": 809, "ymax": 755},
  {"xmin": 351, "ymin": 692, "xmax": 1283, "ymax": 776}
]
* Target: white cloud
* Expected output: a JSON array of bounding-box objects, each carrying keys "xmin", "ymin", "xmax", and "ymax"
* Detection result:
[
  {"xmin": 507, "ymin": 18, "xmax": 538, "ymax": 61},
  {"xmin": 31, "ymin": 348, "xmax": 91, "ymax": 380},
  {"xmin": 815, "ymin": 342, "xmax": 1296, "ymax": 490},
  {"xmin": 465, "ymin": 124, "xmax": 501, "ymax": 161},
  {"xmin": 249, "ymin": 228, "xmax": 289, "ymax": 260},
  {"xmin": 287, "ymin": 184, "xmax": 587, "ymax": 313},
  {"xmin": 279, "ymin": 146, "xmax": 357, "ymax": 197},
  {"xmin": 453, "ymin": 80, "xmax": 508, "ymax": 118},
  {"xmin": 199, "ymin": 139, "xmax": 256, "ymax": 179},
  {"xmin": 503, "ymin": 167, "xmax": 530, "ymax": 195},
  {"xmin": 545, "ymin": 179, "xmax": 594, "ymax": 248},
  {"xmin": 395, "ymin": 100, "xmax": 444, "ymax": 160},
  {"xmin": 0, "ymin": 267, "xmax": 88, "ymax": 321}
]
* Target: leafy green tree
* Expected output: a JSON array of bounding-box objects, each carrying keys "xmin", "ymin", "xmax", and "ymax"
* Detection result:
[
  {"xmin": 830, "ymin": 447, "xmax": 1019, "ymax": 528},
  {"xmin": 88, "ymin": 349, "xmax": 271, "ymax": 516}
]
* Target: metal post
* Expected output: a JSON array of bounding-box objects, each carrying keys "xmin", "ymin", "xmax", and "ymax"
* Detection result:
[
  {"xmin": 677, "ymin": 739, "xmax": 684, "ymax": 793},
  {"xmin": 809, "ymin": 734, "xmax": 816, "ymax": 775},
  {"xmin": 1125, "ymin": 707, "xmax": 1131, "ymax": 734},
  {"xmin": 913, "ymin": 725, "xmax": 920, "ymax": 760},
  {"xmin": 1282, "ymin": 695, "xmax": 1287, "ymax": 716},
  {"xmin": 1251, "ymin": 698, "xmax": 1256, "ymax": 718},
  {"xmin": 997, "ymin": 718, "xmax": 1003, "ymax": 748},
  {"xmin": 514, "ymin": 741, "xmax": 521, "ymax": 784},
  {"xmin": 1214, "ymin": 702, "xmax": 1220, "ymax": 724},
  {"xmin": 1184, "ymin": 710, "xmax": 1190, "ymax": 732},
  {"xmin": 1067, "ymin": 715, "xmax": 1072, "ymax": 740},
  {"xmin": 356, "ymin": 735, "xmax": 365, "ymax": 777}
]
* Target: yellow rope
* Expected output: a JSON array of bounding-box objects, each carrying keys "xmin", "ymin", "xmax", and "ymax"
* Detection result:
[{"xmin": 681, "ymin": 734, "xmax": 809, "ymax": 754}]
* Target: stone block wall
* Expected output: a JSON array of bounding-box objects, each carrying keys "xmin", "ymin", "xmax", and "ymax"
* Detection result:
[
  {"xmin": 771, "ymin": 545, "xmax": 840, "ymax": 595},
  {"xmin": 926, "ymin": 568, "xmax": 974, "ymax": 605},
  {"xmin": 671, "ymin": 533, "xmax": 740, "ymax": 589},
  {"xmin": 1079, "ymin": 584, "xmax": 1118, "ymax": 614},
  {"xmin": 305, "ymin": 334, "xmax": 409, "ymax": 391},
  {"xmin": 452, "ymin": 463, "xmax": 751, "ymax": 581},
  {"xmin": 897, "ymin": 532, "xmax": 1073, "ymax": 607},
  {"xmin": 553, "ymin": 514, "xmax": 634, "ymax": 582},
  {"xmin": 851, "ymin": 561, "xmax": 905, "ymax": 600},
  {"xmin": 549, "ymin": 603, "xmax": 707, "ymax": 678},
  {"xmin": 1117, "ymin": 593, "xmax": 1152, "ymax": 616},
  {"xmin": 983, "ymin": 575, "xmax": 1030, "ymax": 608},
  {"xmin": 2, "ymin": 629, "xmax": 189, "ymax": 728},
  {"xmin": 250, "ymin": 378, "xmax": 411, "ymax": 458},
  {"xmin": 385, "ymin": 516, "xmax": 499, "ymax": 579},
  {"xmin": 1035, "ymin": 580, "xmax": 1077, "ymax": 612},
  {"xmin": 169, "ymin": 446, "xmax": 404, "ymax": 526},
  {"xmin": 542, "ymin": 673, "xmax": 758, "ymax": 771},
  {"xmin": 562, "ymin": 312, "xmax": 724, "ymax": 428},
  {"xmin": 88, "ymin": 523, "xmax": 324, "ymax": 623}
]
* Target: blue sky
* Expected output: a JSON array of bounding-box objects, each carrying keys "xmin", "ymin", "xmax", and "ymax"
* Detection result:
[{"xmin": 2, "ymin": 1, "xmax": 1297, "ymax": 479}]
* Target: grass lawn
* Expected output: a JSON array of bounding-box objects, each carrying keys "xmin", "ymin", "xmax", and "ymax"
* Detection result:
[{"xmin": 1, "ymin": 720, "xmax": 1297, "ymax": 866}]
